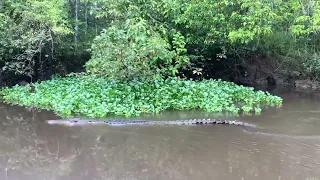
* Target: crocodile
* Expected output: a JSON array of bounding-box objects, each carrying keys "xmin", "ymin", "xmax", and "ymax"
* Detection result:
[{"xmin": 45, "ymin": 118, "xmax": 256, "ymax": 127}]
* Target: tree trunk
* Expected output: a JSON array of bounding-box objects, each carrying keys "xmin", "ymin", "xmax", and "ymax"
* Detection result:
[
  {"xmin": 85, "ymin": 1, "xmax": 88, "ymax": 33},
  {"xmin": 74, "ymin": 0, "xmax": 79, "ymax": 53}
]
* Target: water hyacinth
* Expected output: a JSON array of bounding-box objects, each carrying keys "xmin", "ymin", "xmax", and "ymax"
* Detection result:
[{"xmin": 0, "ymin": 76, "xmax": 283, "ymax": 118}]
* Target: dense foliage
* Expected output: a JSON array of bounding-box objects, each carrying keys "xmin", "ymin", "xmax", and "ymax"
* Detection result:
[
  {"xmin": 86, "ymin": 18, "xmax": 189, "ymax": 81},
  {"xmin": 0, "ymin": 76, "xmax": 282, "ymax": 118},
  {"xmin": 1, "ymin": 0, "xmax": 320, "ymax": 83},
  {"xmin": 4, "ymin": 0, "xmax": 320, "ymax": 118},
  {"xmin": 0, "ymin": 0, "xmax": 72, "ymax": 82}
]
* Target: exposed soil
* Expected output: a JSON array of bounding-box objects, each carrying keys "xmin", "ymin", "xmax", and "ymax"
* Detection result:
[{"xmin": 211, "ymin": 54, "xmax": 320, "ymax": 91}]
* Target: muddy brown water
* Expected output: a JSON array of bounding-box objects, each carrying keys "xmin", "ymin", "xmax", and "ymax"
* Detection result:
[{"xmin": 1, "ymin": 88, "xmax": 320, "ymax": 180}]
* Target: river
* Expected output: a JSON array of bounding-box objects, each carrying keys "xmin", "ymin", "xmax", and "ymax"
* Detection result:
[{"xmin": 0, "ymin": 88, "xmax": 320, "ymax": 180}]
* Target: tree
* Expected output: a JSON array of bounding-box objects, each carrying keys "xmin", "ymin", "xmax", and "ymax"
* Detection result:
[{"xmin": 0, "ymin": 0, "xmax": 71, "ymax": 83}]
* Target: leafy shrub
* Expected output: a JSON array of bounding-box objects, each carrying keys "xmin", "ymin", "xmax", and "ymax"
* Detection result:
[
  {"xmin": 0, "ymin": 0, "xmax": 71, "ymax": 78},
  {"xmin": 86, "ymin": 18, "xmax": 189, "ymax": 81},
  {"xmin": 0, "ymin": 76, "xmax": 282, "ymax": 118},
  {"xmin": 302, "ymin": 53, "xmax": 320, "ymax": 79}
]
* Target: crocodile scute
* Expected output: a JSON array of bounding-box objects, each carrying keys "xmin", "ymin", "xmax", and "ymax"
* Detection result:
[{"xmin": 45, "ymin": 118, "xmax": 256, "ymax": 127}]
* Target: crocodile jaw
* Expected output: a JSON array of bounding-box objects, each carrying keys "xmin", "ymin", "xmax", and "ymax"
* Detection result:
[{"xmin": 46, "ymin": 120, "xmax": 77, "ymax": 126}]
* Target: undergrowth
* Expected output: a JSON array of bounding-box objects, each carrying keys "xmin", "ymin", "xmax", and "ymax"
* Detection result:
[{"xmin": 0, "ymin": 76, "xmax": 282, "ymax": 118}]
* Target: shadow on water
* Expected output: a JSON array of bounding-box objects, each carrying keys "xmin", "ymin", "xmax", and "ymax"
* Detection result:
[{"xmin": 0, "ymin": 87, "xmax": 320, "ymax": 179}]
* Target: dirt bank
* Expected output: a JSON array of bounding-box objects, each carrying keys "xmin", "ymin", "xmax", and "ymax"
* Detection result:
[{"xmin": 213, "ymin": 54, "xmax": 320, "ymax": 91}]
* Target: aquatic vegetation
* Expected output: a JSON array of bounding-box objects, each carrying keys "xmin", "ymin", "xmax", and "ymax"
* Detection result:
[{"xmin": 0, "ymin": 76, "xmax": 282, "ymax": 118}]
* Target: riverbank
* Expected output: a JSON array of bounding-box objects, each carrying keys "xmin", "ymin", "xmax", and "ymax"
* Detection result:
[
  {"xmin": 0, "ymin": 76, "xmax": 282, "ymax": 118},
  {"xmin": 210, "ymin": 55, "xmax": 320, "ymax": 92}
]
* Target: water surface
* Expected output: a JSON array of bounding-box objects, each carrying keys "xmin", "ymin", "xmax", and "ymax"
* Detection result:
[{"xmin": 0, "ymin": 88, "xmax": 320, "ymax": 180}]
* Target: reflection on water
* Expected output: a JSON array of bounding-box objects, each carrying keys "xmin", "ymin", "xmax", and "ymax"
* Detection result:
[{"xmin": 0, "ymin": 88, "xmax": 320, "ymax": 180}]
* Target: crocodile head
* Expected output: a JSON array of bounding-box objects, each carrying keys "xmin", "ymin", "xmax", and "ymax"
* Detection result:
[{"xmin": 45, "ymin": 118, "xmax": 81, "ymax": 126}]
